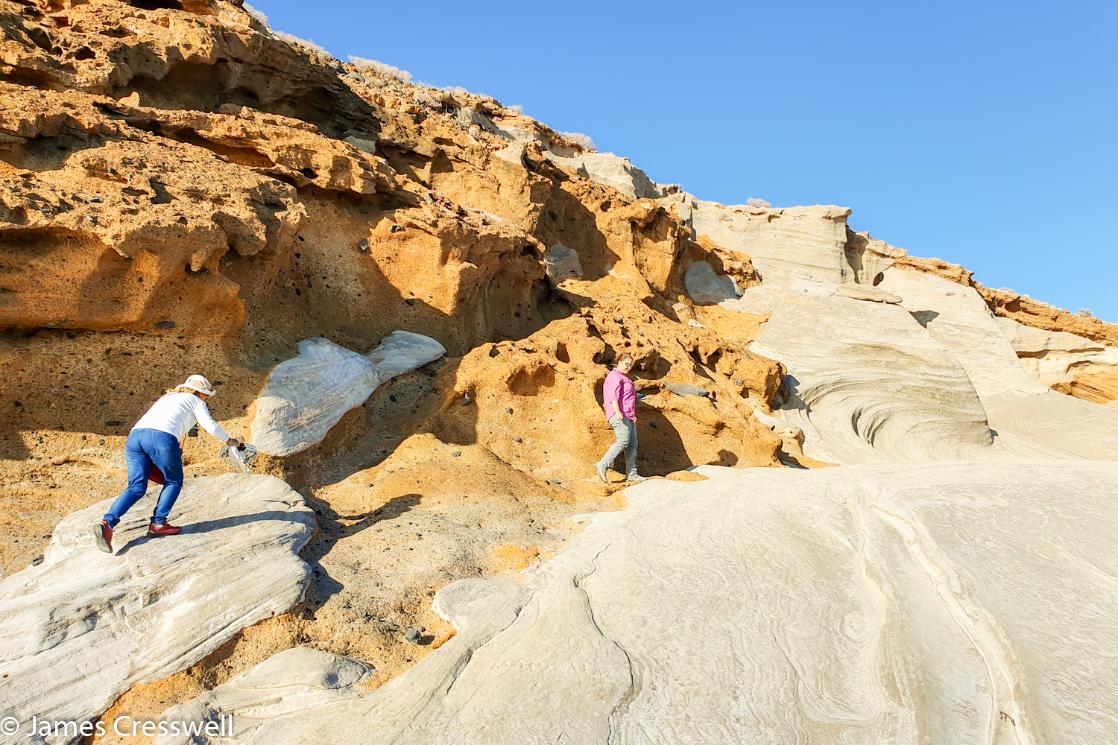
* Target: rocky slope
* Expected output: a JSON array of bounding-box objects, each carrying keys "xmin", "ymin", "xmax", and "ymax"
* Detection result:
[{"xmin": 1, "ymin": 1, "xmax": 1116, "ymax": 743}]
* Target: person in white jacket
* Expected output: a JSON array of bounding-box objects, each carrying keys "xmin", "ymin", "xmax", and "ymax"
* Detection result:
[{"xmin": 93, "ymin": 374, "xmax": 242, "ymax": 553}]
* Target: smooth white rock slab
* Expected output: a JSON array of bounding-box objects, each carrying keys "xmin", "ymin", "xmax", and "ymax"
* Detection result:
[
  {"xmin": 881, "ymin": 269, "xmax": 1118, "ymax": 459},
  {"xmin": 727, "ymin": 286, "xmax": 996, "ymax": 464},
  {"xmin": 251, "ymin": 332, "xmax": 446, "ymax": 457},
  {"xmin": 0, "ymin": 474, "xmax": 315, "ymax": 744},
  {"xmin": 365, "ymin": 330, "xmax": 447, "ymax": 381},
  {"xmin": 158, "ymin": 461, "xmax": 1118, "ymax": 745},
  {"xmin": 661, "ymin": 194, "xmax": 874, "ymax": 292},
  {"xmin": 154, "ymin": 647, "xmax": 371, "ymax": 744}
]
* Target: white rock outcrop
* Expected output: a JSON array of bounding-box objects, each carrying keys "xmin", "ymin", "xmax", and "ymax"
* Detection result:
[
  {"xmin": 542, "ymin": 243, "xmax": 583, "ymax": 285},
  {"xmin": 251, "ymin": 332, "xmax": 446, "ymax": 457},
  {"xmin": 998, "ymin": 315, "xmax": 1118, "ymax": 397},
  {"xmin": 154, "ymin": 647, "xmax": 371, "ymax": 744},
  {"xmin": 683, "ymin": 260, "xmax": 739, "ymax": 304},
  {"xmin": 728, "ymin": 286, "xmax": 996, "ymax": 464},
  {"xmin": 0, "ymin": 474, "xmax": 315, "ymax": 744},
  {"xmin": 544, "ymin": 151, "xmax": 660, "ymax": 200},
  {"xmin": 157, "ymin": 462, "xmax": 1118, "ymax": 745}
]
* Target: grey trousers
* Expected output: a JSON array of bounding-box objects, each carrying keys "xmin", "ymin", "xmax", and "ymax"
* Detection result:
[{"xmin": 598, "ymin": 415, "xmax": 638, "ymax": 477}]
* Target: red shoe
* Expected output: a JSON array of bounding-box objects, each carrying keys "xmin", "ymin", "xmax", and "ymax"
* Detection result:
[
  {"xmin": 93, "ymin": 520, "xmax": 113, "ymax": 553},
  {"xmin": 147, "ymin": 522, "xmax": 183, "ymax": 537}
]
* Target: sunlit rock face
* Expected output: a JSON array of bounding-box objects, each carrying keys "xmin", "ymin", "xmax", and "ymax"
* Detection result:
[{"xmin": 155, "ymin": 462, "xmax": 1118, "ymax": 745}]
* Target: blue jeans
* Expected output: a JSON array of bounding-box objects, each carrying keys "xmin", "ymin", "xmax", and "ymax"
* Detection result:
[
  {"xmin": 103, "ymin": 428, "xmax": 184, "ymax": 528},
  {"xmin": 597, "ymin": 415, "xmax": 638, "ymax": 478}
]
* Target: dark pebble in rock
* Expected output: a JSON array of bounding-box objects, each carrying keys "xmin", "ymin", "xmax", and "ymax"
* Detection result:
[
  {"xmin": 31, "ymin": 556, "xmax": 43, "ymax": 566},
  {"xmin": 404, "ymin": 628, "xmax": 422, "ymax": 644},
  {"xmin": 513, "ymin": 436, "xmax": 522, "ymax": 443},
  {"xmin": 451, "ymin": 451, "xmax": 462, "ymax": 457},
  {"xmin": 389, "ymin": 394, "xmax": 397, "ymax": 402},
  {"xmin": 154, "ymin": 320, "xmax": 176, "ymax": 329},
  {"xmin": 104, "ymin": 420, "xmax": 121, "ymax": 427}
]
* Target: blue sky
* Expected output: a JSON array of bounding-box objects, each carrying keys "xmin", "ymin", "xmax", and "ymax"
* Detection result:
[{"xmin": 252, "ymin": 0, "xmax": 1118, "ymax": 321}]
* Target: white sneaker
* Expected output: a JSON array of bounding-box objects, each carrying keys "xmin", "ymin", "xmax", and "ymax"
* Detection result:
[{"xmin": 594, "ymin": 463, "xmax": 609, "ymax": 483}]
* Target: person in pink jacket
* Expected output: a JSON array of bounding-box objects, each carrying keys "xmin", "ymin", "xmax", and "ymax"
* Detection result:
[{"xmin": 594, "ymin": 354, "xmax": 646, "ymax": 483}]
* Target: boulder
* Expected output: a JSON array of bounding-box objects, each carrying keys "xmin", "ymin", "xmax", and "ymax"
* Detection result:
[
  {"xmin": 251, "ymin": 332, "xmax": 446, "ymax": 457},
  {"xmin": 0, "ymin": 474, "xmax": 315, "ymax": 742},
  {"xmin": 683, "ymin": 260, "xmax": 739, "ymax": 304},
  {"xmin": 542, "ymin": 243, "xmax": 583, "ymax": 285}
]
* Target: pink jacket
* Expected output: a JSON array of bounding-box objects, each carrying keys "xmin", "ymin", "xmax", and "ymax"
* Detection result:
[{"xmin": 602, "ymin": 368, "xmax": 637, "ymax": 420}]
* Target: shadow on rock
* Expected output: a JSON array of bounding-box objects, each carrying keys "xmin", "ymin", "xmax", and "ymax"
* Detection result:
[
  {"xmin": 298, "ymin": 492, "xmax": 422, "ymax": 617},
  {"xmin": 116, "ymin": 509, "xmax": 310, "ymax": 554}
]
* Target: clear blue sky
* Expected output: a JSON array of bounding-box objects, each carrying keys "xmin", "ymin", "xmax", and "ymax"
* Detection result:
[{"xmin": 253, "ymin": 0, "xmax": 1117, "ymax": 321}]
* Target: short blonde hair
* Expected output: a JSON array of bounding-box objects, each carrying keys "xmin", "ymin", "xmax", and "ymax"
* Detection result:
[{"xmin": 616, "ymin": 354, "xmax": 635, "ymax": 367}]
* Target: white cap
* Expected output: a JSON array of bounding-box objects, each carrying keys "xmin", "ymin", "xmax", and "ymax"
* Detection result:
[{"xmin": 181, "ymin": 374, "xmax": 217, "ymax": 396}]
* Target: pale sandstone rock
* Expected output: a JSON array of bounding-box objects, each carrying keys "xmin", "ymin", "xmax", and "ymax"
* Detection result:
[
  {"xmin": 831, "ymin": 282, "xmax": 902, "ymax": 304},
  {"xmin": 683, "ymin": 260, "xmax": 739, "ymax": 304},
  {"xmin": 542, "ymin": 243, "xmax": 583, "ymax": 284},
  {"xmin": 160, "ymin": 462, "xmax": 1118, "ymax": 745},
  {"xmin": 366, "ymin": 330, "xmax": 448, "ymax": 381},
  {"xmin": 997, "ymin": 316, "xmax": 1118, "ymax": 404},
  {"xmin": 728, "ymin": 285, "xmax": 995, "ymax": 464},
  {"xmin": 544, "ymin": 151, "xmax": 660, "ymax": 200},
  {"xmin": 880, "ymin": 269, "xmax": 1118, "ymax": 458},
  {"xmin": 0, "ymin": 474, "xmax": 315, "ymax": 743},
  {"xmin": 154, "ymin": 647, "xmax": 372, "ymax": 744},
  {"xmin": 251, "ymin": 332, "xmax": 446, "ymax": 457},
  {"xmin": 662, "ymin": 193, "xmax": 856, "ymax": 290}
]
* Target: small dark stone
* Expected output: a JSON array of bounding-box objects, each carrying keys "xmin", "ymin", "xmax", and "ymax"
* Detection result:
[
  {"xmin": 154, "ymin": 320, "xmax": 176, "ymax": 329},
  {"xmin": 389, "ymin": 394, "xmax": 397, "ymax": 402},
  {"xmin": 31, "ymin": 556, "xmax": 43, "ymax": 566},
  {"xmin": 451, "ymin": 451, "xmax": 462, "ymax": 458},
  {"xmin": 513, "ymin": 436, "xmax": 522, "ymax": 444},
  {"xmin": 98, "ymin": 439, "xmax": 106, "ymax": 445},
  {"xmin": 80, "ymin": 434, "xmax": 87, "ymax": 440},
  {"xmin": 104, "ymin": 420, "xmax": 121, "ymax": 427},
  {"xmin": 391, "ymin": 224, "xmax": 404, "ymax": 233},
  {"xmin": 506, "ymin": 407, "xmax": 514, "ymax": 414},
  {"xmin": 404, "ymin": 298, "xmax": 417, "ymax": 306},
  {"xmin": 404, "ymin": 627, "xmax": 422, "ymax": 644},
  {"xmin": 357, "ymin": 238, "xmax": 369, "ymax": 253}
]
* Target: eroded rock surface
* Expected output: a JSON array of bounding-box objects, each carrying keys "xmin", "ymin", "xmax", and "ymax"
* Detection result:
[
  {"xmin": 0, "ymin": 474, "xmax": 314, "ymax": 743},
  {"xmin": 159, "ymin": 462, "xmax": 1118, "ymax": 745}
]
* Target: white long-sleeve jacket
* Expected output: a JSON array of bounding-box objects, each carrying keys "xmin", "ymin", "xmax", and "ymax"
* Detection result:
[{"xmin": 132, "ymin": 392, "xmax": 231, "ymax": 443}]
